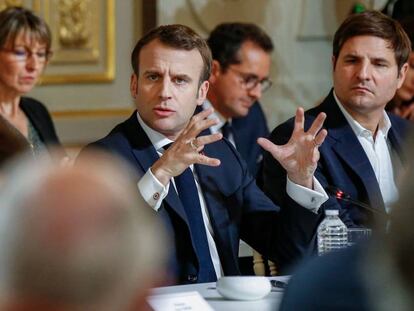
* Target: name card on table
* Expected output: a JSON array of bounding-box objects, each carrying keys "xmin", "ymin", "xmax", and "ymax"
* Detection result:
[{"xmin": 147, "ymin": 291, "xmax": 214, "ymax": 311}]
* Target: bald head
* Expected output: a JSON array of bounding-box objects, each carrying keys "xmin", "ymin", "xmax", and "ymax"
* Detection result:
[{"xmin": 0, "ymin": 151, "xmax": 167, "ymax": 311}]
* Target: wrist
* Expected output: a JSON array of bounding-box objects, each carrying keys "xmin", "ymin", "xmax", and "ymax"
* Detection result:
[
  {"xmin": 151, "ymin": 160, "xmax": 172, "ymax": 186},
  {"xmin": 288, "ymin": 174, "xmax": 313, "ymax": 189}
]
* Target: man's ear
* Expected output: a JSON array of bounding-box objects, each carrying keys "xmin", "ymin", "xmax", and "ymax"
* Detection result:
[
  {"xmin": 331, "ymin": 55, "xmax": 337, "ymax": 71},
  {"xmin": 397, "ymin": 62, "xmax": 409, "ymax": 88},
  {"xmin": 209, "ymin": 60, "xmax": 222, "ymax": 83},
  {"xmin": 130, "ymin": 73, "xmax": 138, "ymax": 98},
  {"xmin": 196, "ymin": 80, "xmax": 209, "ymax": 106}
]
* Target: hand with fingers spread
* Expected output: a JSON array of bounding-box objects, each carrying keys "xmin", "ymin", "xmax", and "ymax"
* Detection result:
[
  {"xmin": 151, "ymin": 108, "xmax": 223, "ymax": 185},
  {"xmin": 257, "ymin": 107, "xmax": 327, "ymax": 189}
]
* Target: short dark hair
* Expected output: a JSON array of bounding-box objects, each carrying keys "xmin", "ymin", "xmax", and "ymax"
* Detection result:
[
  {"xmin": 0, "ymin": 6, "xmax": 51, "ymax": 52},
  {"xmin": 207, "ymin": 22, "xmax": 273, "ymax": 70},
  {"xmin": 333, "ymin": 10, "xmax": 411, "ymax": 71},
  {"xmin": 131, "ymin": 24, "xmax": 212, "ymax": 83}
]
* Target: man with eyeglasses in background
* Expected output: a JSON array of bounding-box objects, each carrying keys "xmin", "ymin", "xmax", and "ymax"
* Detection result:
[
  {"xmin": 204, "ymin": 22, "xmax": 274, "ymax": 275},
  {"xmin": 205, "ymin": 22, "xmax": 273, "ymax": 178}
]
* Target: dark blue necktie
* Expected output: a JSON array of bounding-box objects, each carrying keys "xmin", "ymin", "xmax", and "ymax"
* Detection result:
[
  {"xmin": 221, "ymin": 122, "xmax": 233, "ymax": 140},
  {"xmin": 165, "ymin": 145, "xmax": 217, "ymax": 282}
]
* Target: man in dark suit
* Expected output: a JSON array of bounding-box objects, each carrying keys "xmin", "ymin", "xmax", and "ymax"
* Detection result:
[
  {"xmin": 280, "ymin": 134, "xmax": 414, "ymax": 311},
  {"xmin": 280, "ymin": 246, "xmax": 371, "ymax": 311},
  {"xmin": 83, "ymin": 24, "xmax": 327, "ymax": 284},
  {"xmin": 259, "ymin": 11, "xmax": 412, "ymax": 272},
  {"xmin": 205, "ymin": 23, "xmax": 272, "ymax": 177}
]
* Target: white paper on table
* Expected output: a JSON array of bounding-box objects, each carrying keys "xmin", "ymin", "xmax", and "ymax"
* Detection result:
[{"xmin": 147, "ymin": 291, "xmax": 214, "ymax": 311}]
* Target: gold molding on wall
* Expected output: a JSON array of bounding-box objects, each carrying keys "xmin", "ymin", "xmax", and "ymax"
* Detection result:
[
  {"xmin": 51, "ymin": 108, "xmax": 132, "ymax": 118},
  {"xmin": 41, "ymin": 0, "xmax": 115, "ymax": 84}
]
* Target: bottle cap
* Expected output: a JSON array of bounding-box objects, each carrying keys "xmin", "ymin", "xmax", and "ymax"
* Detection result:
[{"xmin": 325, "ymin": 209, "xmax": 339, "ymax": 216}]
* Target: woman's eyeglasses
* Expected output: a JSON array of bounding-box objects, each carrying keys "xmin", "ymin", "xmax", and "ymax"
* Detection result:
[{"xmin": 0, "ymin": 47, "xmax": 52, "ymax": 63}]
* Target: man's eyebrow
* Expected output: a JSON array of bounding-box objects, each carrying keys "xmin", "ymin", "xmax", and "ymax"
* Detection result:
[
  {"xmin": 246, "ymin": 73, "xmax": 259, "ymax": 79},
  {"xmin": 342, "ymin": 52, "xmax": 390, "ymax": 62},
  {"xmin": 342, "ymin": 52, "xmax": 360, "ymax": 58},
  {"xmin": 371, "ymin": 57, "xmax": 390, "ymax": 64},
  {"xmin": 143, "ymin": 70, "xmax": 160, "ymax": 75},
  {"xmin": 173, "ymin": 73, "xmax": 192, "ymax": 80}
]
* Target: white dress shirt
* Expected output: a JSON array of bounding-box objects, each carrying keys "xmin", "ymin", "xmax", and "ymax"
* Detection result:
[
  {"xmin": 203, "ymin": 100, "xmax": 236, "ymax": 147},
  {"xmin": 333, "ymin": 91, "xmax": 399, "ymax": 212}
]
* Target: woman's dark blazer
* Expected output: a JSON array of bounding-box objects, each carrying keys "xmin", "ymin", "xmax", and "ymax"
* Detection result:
[{"xmin": 20, "ymin": 96, "xmax": 62, "ymax": 150}]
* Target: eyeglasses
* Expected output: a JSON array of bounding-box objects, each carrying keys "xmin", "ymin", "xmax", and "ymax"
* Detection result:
[
  {"xmin": 227, "ymin": 67, "xmax": 272, "ymax": 93},
  {"xmin": 0, "ymin": 47, "xmax": 52, "ymax": 63}
]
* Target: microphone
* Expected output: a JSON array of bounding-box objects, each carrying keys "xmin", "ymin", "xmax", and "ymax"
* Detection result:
[{"xmin": 325, "ymin": 185, "xmax": 388, "ymax": 217}]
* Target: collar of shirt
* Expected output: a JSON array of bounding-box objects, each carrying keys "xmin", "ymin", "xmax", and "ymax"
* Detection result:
[
  {"xmin": 136, "ymin": 111, "xmax": 173, "ymax": 152},
  {"xmin": 333, "ymin": 91, "xmax": 391, "ymax": 140},
  {"xmin": 202, "ymin": 100, "xmax": 230, "ymax": 134}
]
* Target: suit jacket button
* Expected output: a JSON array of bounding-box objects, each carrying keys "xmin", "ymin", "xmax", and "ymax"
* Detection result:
[
  {"xmin": 187, "ymin": 274, "xmax": 198, "ymax": 282},
  {"xmin": 152, "ymin": 192, "xmax": 160, "ymax": 200}
]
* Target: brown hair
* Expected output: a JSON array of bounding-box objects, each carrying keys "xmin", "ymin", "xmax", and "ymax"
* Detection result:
[
  {"xmin": 0, "ymin": 6, "xmax": 51, "ymax": 53},
  {"xmin": 333, "ymin": 10, "xmax": 411, "ymax": 71},
  {"xmin": 131, "ymin": 24, "xmax": 212, "ymax": 83}
]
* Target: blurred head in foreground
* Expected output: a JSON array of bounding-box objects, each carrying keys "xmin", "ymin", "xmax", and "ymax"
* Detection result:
[
  {"xmin": 0, "ymin": 150, "xmax": 168, "ymax": 311},
  {"xmin": 385, "ymin": 133, "xmax": 414, "ymax": 301}
]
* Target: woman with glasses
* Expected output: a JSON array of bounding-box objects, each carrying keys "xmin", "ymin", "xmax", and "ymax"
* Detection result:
[{"xmin": 0, "ymin": 6, "xmax": 63, "ymax": 157}]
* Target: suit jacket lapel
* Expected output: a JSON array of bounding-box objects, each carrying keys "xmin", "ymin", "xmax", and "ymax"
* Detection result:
[
  {"xmin": 322, "ymin": 93, "xmax": 385, "ymax": 212},
  {"xmin": 122, "ymin": 113, "xmax": 189, "ymax": 224}
]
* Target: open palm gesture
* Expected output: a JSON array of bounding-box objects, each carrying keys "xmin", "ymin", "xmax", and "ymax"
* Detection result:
[{"xmin": 258, "ymin": 107, "xmax": 327, "ymax": 189}]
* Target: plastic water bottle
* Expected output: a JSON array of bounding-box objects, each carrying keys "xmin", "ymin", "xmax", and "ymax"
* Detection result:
[{"xmin": 317, "ymin": 209, "xmax": 348, "ymax": 256}]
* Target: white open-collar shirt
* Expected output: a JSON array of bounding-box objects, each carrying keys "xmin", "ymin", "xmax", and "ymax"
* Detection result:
[{"xmin": 333, "ymin": 91, "xmax": 399, "ymax": 212}]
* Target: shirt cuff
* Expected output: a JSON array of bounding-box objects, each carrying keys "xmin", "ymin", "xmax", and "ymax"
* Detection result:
[
  {"xmin": 286, "ymin": 176, "xmax": 329, "ymax": 213},
  {"xmin": 137, "ymin": 168, "xmax": 170, "ymax": 211}
]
